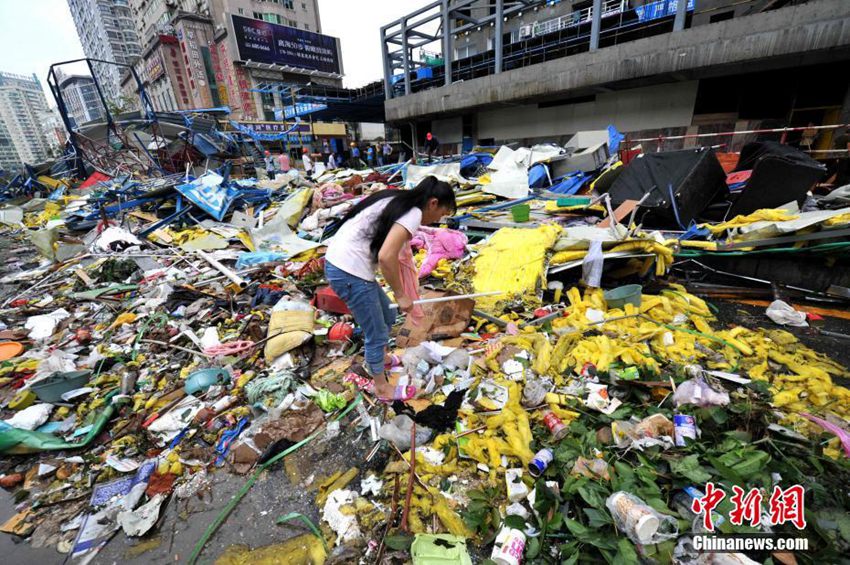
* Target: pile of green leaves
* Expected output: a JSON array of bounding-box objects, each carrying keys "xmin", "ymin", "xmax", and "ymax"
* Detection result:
[{"xmin": 472, "ymin": 379, "xmax": 850, "ymax": 564}]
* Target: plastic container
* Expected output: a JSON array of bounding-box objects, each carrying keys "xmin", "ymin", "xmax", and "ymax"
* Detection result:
[
  {"xmin": 184, "ymin": 368, "xmax": 230, "ymax": 395},
  {"xmin": 30, "ymin": 371, "xmax": 92, "ymax": 403},
  {"xmin": 491, "ymin": 526, "xmax": 526, "ymax": 565},
  {"xmin": 0, "ymin": 342, "xmax": 24, "ymax": 361},
  {"xmin": 511, "ymin": 204, "xmax": 530, "ymax": 223},
  {"xmin": 606, "ymin": 491, "xmax": 678, "ymax": 545},
  {"xmin": 556, "ymin": 196, "xmax": 592, "ymax": 207},
  {"xmin": 604, "ymin": 284, "xmax": 643, "ymax": 309},
  {"xmin": 314, "ymin": 286, "xmax": 351, "ymax": 315}
]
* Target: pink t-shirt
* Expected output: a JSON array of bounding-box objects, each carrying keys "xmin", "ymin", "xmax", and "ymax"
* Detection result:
[
  {"xmin": 325, "ymin": 198, "xmax": 422, "ymax": 281},
  {"xmin": 278, "ymin": 154, "xmax": 291, "ymax": 172}
]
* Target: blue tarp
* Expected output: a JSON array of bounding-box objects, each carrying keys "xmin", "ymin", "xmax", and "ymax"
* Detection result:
[
  {"xmin": 460, "ymin": 153, "xmax": 494, "ymax": 178},
  {"xmin": 549, "ymin": 171, "xmax": 589, "ymax": 195},
  {"xmin": 175, "ymin": 172, "xmax": 241, "ymax": 221},
  {"xmin": 607, "ymin": 125, "xmax": 624, "ymax": 154},
  {"xmin": 528, "ymin": 163, "xmax": 551, "ymax": 189}
]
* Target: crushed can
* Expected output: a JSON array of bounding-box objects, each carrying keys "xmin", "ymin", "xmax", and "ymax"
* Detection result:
[
  {"xmin": 542, "ymin": 410, "xmax": 568, "ymax": 441},
  {"xmin": 491, "ymin": 526, "xmax": 526, "ymax": 565},
  {"xmin": 528, "ymin": 448, "xmax": 554, "ymax": 478},
  {"xmin": 674, "ymin": 414, "xmax": 697, "ymax": 446},
  {"xmin": 580, "ymin": 362, "xmax": 597, "ymax": 379}
]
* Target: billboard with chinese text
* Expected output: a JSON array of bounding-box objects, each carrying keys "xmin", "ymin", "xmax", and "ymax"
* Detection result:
[{"xmin": 231, "ymin": 15, "xmax": 341, "ymax": 75}]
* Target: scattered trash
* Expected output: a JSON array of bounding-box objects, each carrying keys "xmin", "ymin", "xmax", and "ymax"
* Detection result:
[{"xmin": 1, "ymin": 130, "xmax": 849, "ymax": 565}]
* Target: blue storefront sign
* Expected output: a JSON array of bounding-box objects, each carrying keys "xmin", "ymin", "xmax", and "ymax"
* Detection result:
[{"xmin": 231, "ymin": 15, "xmax": 341, "ymax": 74}]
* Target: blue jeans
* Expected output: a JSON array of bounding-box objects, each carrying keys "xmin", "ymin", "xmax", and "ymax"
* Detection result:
[{"xmin": 325, "ymin": 262, "xmax": 396, "ymax": 374}]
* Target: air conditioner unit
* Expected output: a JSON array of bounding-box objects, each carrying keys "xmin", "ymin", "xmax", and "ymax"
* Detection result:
[{"xmin": 519, "ymin": 24, "xmax": 532, "ymax": 38}]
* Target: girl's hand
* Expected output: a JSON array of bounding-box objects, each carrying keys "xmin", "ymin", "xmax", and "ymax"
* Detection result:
[{"xmin": 396, "ymin": 295, "xmax": 414, "ymax": 313}]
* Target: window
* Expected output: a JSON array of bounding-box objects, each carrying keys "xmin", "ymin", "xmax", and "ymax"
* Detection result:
[
  {"xmin": 304, "ymin": 23, "xmax": 309, "ymax": 30},
  {"xmin": 253, "ymin": 11, "xmax": 262, "ymax": 19},
  {"xmin": 238, "ymin": 8, "xmax": 244, "ymax": 14},
  {"xmin": 454, "ymin": 45, "xmax": 477, "ymax": 59},
  {"xmin": 284, "ymin": 0, "xmax": 294, "ymax": 8},
  {"xmin": 709, "ymin": 10, "xmax": 734, "ymax": 23},
  {"xmin": 289, "ymin": 19, "xmax": 297, "ymax": 27},
  {"xmin": 301, "ymin": 2, "xmax": 306, "ymax": 9}
]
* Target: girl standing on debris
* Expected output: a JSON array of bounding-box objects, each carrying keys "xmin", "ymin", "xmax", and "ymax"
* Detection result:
[{"xmin": 324, "ymin": 176, "xmax": 456, "ymax": 401}]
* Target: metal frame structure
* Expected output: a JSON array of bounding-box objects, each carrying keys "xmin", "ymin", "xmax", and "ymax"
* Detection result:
[
  {"xmin": 380, "ymin": 0, "xmax": 689, "ymax": 100},
  {"xmin": 47, "ymin": 58, "xmax": 203, "ymax": 178}
]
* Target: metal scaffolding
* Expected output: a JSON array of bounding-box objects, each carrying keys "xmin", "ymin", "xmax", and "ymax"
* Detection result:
[{"xmin": 381, "ymin": 0, "xmax": 584, "ymax": 100}]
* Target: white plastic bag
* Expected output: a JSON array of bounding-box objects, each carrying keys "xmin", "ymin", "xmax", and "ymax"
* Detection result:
[
  {"xmin": 581, "ymin": 240, "xmax": 604, "ymax": 288},
  {"xmin": 378, "ymin": 415, "xmax": 432, "ymax": 450},
  {"xmin": 674, "ymin": 377, "xmax": 730, "ymax": 408},
  {"xmin": 4, "ymin": 403, "xmax": 54, "ymax": 430},
  {"xmin": 766, "ymin": 300, "xmax": 808, "ymax": 327}
]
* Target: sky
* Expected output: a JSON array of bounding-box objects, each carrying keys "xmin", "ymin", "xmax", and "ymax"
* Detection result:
[{"xmin": 0, "ymin": 0, "xmax": 428, "ymax": 103}]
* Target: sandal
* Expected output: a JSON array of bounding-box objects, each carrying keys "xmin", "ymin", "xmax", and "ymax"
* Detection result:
[
  {"xmin": 344, "ymin": 371, "xmax": 374, "ymax": 393},
  {"xmin": 384, "ymin": 354, "xmax": 402, "ymax": 371},
  {"xmin": 377, "ymin": 385, "xmax": 417, "ymax": 403}
]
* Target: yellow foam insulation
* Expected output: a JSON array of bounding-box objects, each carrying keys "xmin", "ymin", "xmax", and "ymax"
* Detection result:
[{"xmin": 470, "ymin": 224, "xmax": 562, "ymax": 312}]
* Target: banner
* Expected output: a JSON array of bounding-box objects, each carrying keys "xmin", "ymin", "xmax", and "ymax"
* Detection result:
[{"xmin": 231, "ymin": 15, "xmax": 341, "ymax": 74}]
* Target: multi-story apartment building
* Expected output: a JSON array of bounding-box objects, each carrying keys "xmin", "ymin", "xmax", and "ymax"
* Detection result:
[
  {"xmin": 66, "ymin": 0, "xmax": 143, "ymax": 100},
  {"xmin": 0, "ymin": 72, "xmax": 53, "ymax": 170},
  {"xmin": 59, "ymin": 75, "xmax": 106, "ymax": 127},
  {"xmin": 123, "ymin": 0, "xmax": 341, "ymax": 121}
]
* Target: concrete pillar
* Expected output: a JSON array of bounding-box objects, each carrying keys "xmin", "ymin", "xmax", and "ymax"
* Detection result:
[
  {"xmin": 590, "ymin": 0, "xmax": 603, "ymax": 51},
  {"xmin": 674, "ymin": 0, "xmax": 687, "ymax": 32},
  {"xmin": 495, "ymin": 0, "xmax": 504, "ymax": 73},
  {"xmin": 381, "ymin": 28, "xmax": 393, "ymax": 100},
  {"xmin": 401, "ymin": 18, "xmax": 411, "ymax": 96},
  {"xmin": 443, "ymin": 0, "xmax": 452, "ymax": 87}
]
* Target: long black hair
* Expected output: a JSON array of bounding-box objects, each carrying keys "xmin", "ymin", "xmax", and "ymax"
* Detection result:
[{"xmin": 336, "ymin": 176, "xmax": 455, "ymax": 260}]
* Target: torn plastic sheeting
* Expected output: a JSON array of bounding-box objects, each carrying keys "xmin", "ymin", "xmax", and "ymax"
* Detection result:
[
  {"xmin": 72, "ymin": 460, "xmax": 156, "ymax": 560},
  {"xmin": 147, "ymin": 395, "xmax": 204, "ymax": 445},
  {"xmin": 249, "ymin": 201, "xmax": 321, "ymax": 257},
  {"xmin": 25, "ymin": 308, "xmax": 70, "ymax": 340},
  {"xmin": 404, "ymin": 163, "xmax": 464, "ymax": 189},
  {"xmin": 28, "ymin": 227, "xmax": 58, "ymax": 260},
  {"xmin": 470, "ymin": 224, "xmax": 562, "ymax": 312},
  {"xmin": 117, "ymin": 493, "xmax": 166, "ymax": 537},
  {"xmin": 0, "ymin": 396, "xmax": 123, "ymax": 454},
  {"xmin": 481, "ymin": 146, "xmax": 530, "ymax": 199},
  {"xmin": 94, "ymin": 226, "xmax": 143, "ymax": 251}
]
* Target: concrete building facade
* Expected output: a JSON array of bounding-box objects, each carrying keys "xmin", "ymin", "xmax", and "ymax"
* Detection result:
[
  {"xmin": 59, "ymin": 75, "xmax": 106, "ymax": 127},
  {"xmin": 129, "ymin": 0, "xmax": 209, "ymax": 50},
  {"xmin": 209, "ymin": 0, "xmax": 339, "ymax": 121},
  {"xmin": 0, "ymin": 72, "xmax": 53, "ymax": 170},
  {"xmin": 121, "ymin": 0, "xmax": 338, "ymax": 121},
  {"xmin": 66, "ymin": 0, "xmax": 143, "ymax": 100},
  {"xmin": 382, "ymin": 0, "xmax": 850, "ymax": 153}
]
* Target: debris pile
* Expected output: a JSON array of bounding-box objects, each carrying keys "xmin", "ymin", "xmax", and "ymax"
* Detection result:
[{"xmin": 1, "ymin": 130, "xmax": 849, "ymax": 565}]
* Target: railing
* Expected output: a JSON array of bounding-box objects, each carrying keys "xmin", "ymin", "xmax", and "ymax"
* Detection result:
[
  {"xmin": 394, "ymin": 0, "xmax": 705, "ymax": 97},
  {"xmin": 511, "ymin": 0, "xmax": 626, "ymax": 43}
]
